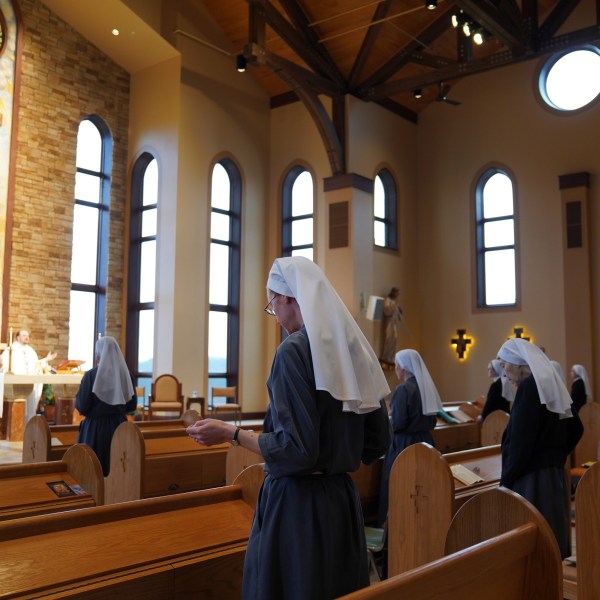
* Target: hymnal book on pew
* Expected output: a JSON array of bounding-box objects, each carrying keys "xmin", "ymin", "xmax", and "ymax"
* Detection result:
[
  {"xmin": 450, "ymin": 464, "xmax": 484, "ymax": 486},
  {"xmin": 450, "ymin": 409, "xmax": 475, "ymax": 423},
  {"xmin": 47, "ymin": 481, "xmax": 76, "ymax": 497}
]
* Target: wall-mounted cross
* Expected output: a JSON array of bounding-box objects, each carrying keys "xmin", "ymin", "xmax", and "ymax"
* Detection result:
[
  {"xmin": 451, "ymin": 329, "xmax": 472, "ymax": 360},
  {"xmin": 512, "ymin": 327, "xmax": 530, "ymax": 341}
]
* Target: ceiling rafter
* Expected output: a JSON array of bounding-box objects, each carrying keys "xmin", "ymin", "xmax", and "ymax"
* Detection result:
[
  {"xmin": 538, "ymin": 0, "xmax": 583, "ymax": 40},
  {"xmin": 356, "ymin": 9, "xmax": 453, "ymax": 93},
  {"xmin": 348, "ymin": 0, "xmax": 394, "ymax": 88},
  {"xmin": 453, "ymin": 0, "xmax": 526, "ymax": 52},
  {"xmin": 277, "ymin": 0, "xmax": 345, "ymax": 86},
  {"xmin": 247, "ymin": 0, "xmax": 343, "ymax": 86},
  {"xmin": 363, "ymin": 22, "xmax": 600, "ymax": 100},
  {"xmin": 246, "ymin": 42, "xmax": 342, "ymax": 96}
]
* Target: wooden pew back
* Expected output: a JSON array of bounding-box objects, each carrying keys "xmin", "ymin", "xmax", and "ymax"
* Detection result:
[
  {"xmin": 0, "ymin": 444, "xmax": 104, "ymax": 521},
  {"xmin": 575, "ymin": 460, "xmax": 600, "ymax": 600},
  {"xmin": 105, "ymin": 421, "xmax": 229, "ymax": 504},
  {"xmin": 574, "ymin": 401, "xmax": 600, "ymax": 466},
  {"xmin": 339, "ymin": 488, "xmax": 561, "ymax": 600},
  {"xmin": 480, "ymin": 409, "xmax": 509, "ymax": 446},
  {"xmin": 0, "ymin": 464, "xmax": 265, "ymax": 599},
  {"xmin": 432, "ymin": 421, "xmax": 480, "ymax": 453},
  {"xmin": 387, "ymin": 442, "xmax": 502, "ymax": 576},
  {"xmin": 22, "ymin": 410, "xmax": 201, "ymax": 463}
]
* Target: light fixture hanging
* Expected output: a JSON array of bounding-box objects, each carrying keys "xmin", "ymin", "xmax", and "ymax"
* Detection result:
[
  {"xmin": 236, "ymin": 54, "xmax": 247, "ymax": 72},
  {"xmin": 425, "ymin": 0, "xmax": 437, "ymax": 9},
  {"xmin": 413, "ymin": 88, "xmax": 423, "ymax": 99}
]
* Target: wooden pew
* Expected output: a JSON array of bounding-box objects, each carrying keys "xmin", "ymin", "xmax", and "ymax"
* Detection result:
[
  {"xmin": 573, "ymin": 401, "xmax": 600, "ymax": 467},
  {"xmin": 22, "ymin": 409, "xmax": 202, "ymax": 463},
  {"xmin": 432, "ymin": 421, "xmax": 480, "ymax": 453},
  {"xmin": 339, "ymin": 487, "xmax": 562, "ymax": 600},
  {"xmin": 480, "ymin": 409, "xmax": 509, "ymax": 446},
  {"xmin": 563, "ymin": 459, "xmax": 600, "ymax": 600},
  {"xmin": 0, "ymin": 463, "xmax": 265, "ymax": 599},
  {"xmin": 0, "ymin": 444, "xmax": 104, "ymax": 521},
  {"xmin": 388, "ymin": 442, "xmax": 502, "ymax": 576},
  {"xmin": 105, "ymin": 420, "xmax": 230, "ymax": 503}
]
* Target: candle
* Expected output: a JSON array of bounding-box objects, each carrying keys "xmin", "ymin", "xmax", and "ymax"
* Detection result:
[{"xmin": 9, "ymin": 327, "xmax": 12, "ymax": 346}]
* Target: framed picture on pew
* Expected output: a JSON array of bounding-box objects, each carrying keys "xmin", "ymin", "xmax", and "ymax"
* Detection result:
[{"xmin": 46, "ymin": 480, "xmax": 76, "ymax": 497}]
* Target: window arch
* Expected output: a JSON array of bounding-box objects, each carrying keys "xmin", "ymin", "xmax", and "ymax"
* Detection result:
[
  {"xmin": 208, "ymin": 159, "xmax": 241, "ymax": 404},
  {"xmin": 475, "ymin": 168, "xmax": 518, "ymax": 307},
  {"xmin": 374, "ymin": 168, "xmax": 397, "ymax": 250},
  {"xmin": 68, "ymin": 116, "xmax": 112, "ymax": 369},
  {"xmin": 282, "ymin": 166, "xmax": 314, "ymax": 260},
  {"xmin": 126, "ymin": 153, "xmax": 158, "ymax": 401}
]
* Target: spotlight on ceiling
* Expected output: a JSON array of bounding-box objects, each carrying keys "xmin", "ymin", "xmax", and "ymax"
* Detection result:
[
  {"xmin": 473, "ymin": 28, "xmax": 488, "ymax": 46},
  {"xmin": 425, "ymin": 0, "xmax": 437, "ymax": 9},
  {"xmin": 452, "ymin": 11, "xmax": 465, "ymax": 28},
  {"xmin": 413, "ymin": 89, "xmax": 423, "ymax": 99},
  {"xmin": 462, "ymin": 21, "xmax": 472, "ymax": 37},
  {"xmin": 236, "ymin": 54, "xmax": 247, "ymax": 73}
]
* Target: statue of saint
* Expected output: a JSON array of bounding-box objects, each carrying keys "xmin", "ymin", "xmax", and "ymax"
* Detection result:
[{"xmin": 380, "ymin": 287, "xmax": 403, "ymax": 366}]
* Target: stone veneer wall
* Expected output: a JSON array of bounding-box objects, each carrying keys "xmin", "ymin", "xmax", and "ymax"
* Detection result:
[{"xmin": 7, "ymin": 0, "xmax": 129, "ymax": 357}]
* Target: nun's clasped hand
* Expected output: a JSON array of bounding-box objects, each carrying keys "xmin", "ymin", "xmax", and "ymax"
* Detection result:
[{"xmin": 186, "ymin": 418, "xmax": 233, "ymax": 446}]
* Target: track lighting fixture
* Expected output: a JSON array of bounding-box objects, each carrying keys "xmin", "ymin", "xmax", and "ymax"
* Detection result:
[
  {"xmin": 413, "ymin": 88, "xmax": 423, "ymax": 99},
  {"xmin": 452, "ymin": 11, "xmax": 488, "ymax": 45},
  {"xmin": 236, "ymin": 54, "xmax": 246, "ymax": 72},
  {"xmin": 425, "ymin": 0, "xmax": 437, "ymax": 9},
  {"xmin": 473, "ymin": 28, "xmax": 488, "ymax": 46}
]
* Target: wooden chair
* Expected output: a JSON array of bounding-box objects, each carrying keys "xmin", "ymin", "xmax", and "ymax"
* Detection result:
[
  {"xmin": 148, "ymin": 374, "xmax": 184, "ymax": 420},
  {"xmin": 210, "ymin": 386, "xmax": 242, "ymax": 424}
]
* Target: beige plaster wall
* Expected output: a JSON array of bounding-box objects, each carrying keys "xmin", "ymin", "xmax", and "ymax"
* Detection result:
[
  {"xmin": 139, "ymin": 4, "xmax": 272, "ymax": 410},
  {"xmin": 417, "ymin": 59, "xmax": 600, "ymax": 403}
]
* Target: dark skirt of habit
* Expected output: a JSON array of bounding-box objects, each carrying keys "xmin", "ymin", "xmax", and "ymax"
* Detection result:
[
  {"xmin": 242, "ymin": 472, "xmax": 369, "ymax": 600},
  {"xmin": 511, "ymin": 466, "xmax": 571, "ymax": 559}
]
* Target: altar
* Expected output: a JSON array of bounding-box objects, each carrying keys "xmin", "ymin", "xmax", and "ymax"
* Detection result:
[{"xmin": 0, "ymin": 373, "xmax": 83, "ymax": 441}]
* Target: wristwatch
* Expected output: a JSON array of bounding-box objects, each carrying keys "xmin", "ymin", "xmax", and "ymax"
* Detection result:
[{"xmin": 231, "ymin": 426, "xmax": 241, "ymax": 446}]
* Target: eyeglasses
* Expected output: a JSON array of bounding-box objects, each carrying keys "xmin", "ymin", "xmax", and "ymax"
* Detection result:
[{"xmin": 264, "ymin": 294, "xmax": 279, "ymax": 316}]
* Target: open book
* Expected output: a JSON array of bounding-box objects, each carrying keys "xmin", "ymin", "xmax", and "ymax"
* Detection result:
[
  {"xmin": 450, "ymin": 409, "xmax": 475, "ymax": 423},
  {"xmin": 450, "ymin": 464, "xmax": 484, "ymax": 486}
]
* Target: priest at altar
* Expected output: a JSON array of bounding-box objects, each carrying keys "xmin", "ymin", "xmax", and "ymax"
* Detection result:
[{"xmin": 0, "ymin": 329, "xmax": 57, "ymax": 422}]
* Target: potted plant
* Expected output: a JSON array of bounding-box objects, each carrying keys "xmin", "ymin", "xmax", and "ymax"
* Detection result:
[{"xmin": 41, "ymin": 384, "xmax": 55, "ymax": 422}]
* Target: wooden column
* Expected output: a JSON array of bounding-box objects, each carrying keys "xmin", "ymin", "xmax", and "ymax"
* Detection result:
[
  {"xmin": 323, "ymin": 173, "xmax": 376, "ymax": 341},
  {"xmin": 559, "ymin": 172, "xmax": 594, "ymax": 396}
]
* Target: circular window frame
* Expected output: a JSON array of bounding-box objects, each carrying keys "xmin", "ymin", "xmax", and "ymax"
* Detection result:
[{"xmin": 537, "ymin": 45, "xmax": 600, "ymax": 115}]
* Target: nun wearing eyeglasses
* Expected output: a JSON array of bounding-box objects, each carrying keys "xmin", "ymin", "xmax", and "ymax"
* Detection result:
[
  {"xmin": 570, "ymin": 364, "xmax": 591, "ymax": 413},
  {"xmin": 376, "ymin": 348, "xmax": 442, "ymax": 527},
  {"xmin": 497, "ymin": 338, "xmax": 583, "ymax": 558},
  {"xmin": 187, "ymin": 256, "xmax": 392, "ymax": 600}
]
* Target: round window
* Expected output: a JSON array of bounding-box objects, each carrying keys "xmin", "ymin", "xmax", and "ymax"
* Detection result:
[{"xmin": 539, "ymin": 46, "xmax": 600, "ymax": 111}]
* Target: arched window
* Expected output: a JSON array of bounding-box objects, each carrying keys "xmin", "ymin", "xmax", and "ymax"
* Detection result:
[
  {"xmin": 208, "ymin": 159, "xmax": 241, "ymax": 403},
  {"xmin": 282, "ymin": 166, "xmax": 314, "ymax": 260},
  {"xmin": 374, "ymin": 169, "xmax": 397, "ymax": 250},
  {"xmin": 68, "ymin": 117, "xmax": 111, "ymax": 369},
  {"xmin": 126, "ymin": 153, "xmax": 158, "ymax": 401},
  {"xmin": 475, "ymin": 168, "xmax": 517, "ymax": 307}
]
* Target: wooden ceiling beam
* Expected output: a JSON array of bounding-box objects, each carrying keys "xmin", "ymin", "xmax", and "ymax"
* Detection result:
[
  {"xmin": 348, "ymin": 0, "xmax": 394, "ymax": 88},
  {"xmin": 277, "ymin": 0, "xmax": 345, "ymax": 86},
  {"xmin": 247, "ymin": 0, "xmax": 343, "ymax": 86},
  {"xmin": 453, "ymin": 0, "xmax": 526, "ymax": 52},
  {"xmin": 356, "ymin": 10, "xmax": 452, "ymax": 93},
  {"xmin": 363, "ymin": 24, "xmax": 600, "ymax": 100},
  {"xmin": 409, "ymin": 50, "xmax": 457, "ymax": 70},
  {"xmin": 246, "ymin": 43, "xmax": 342, "ymax": 96},
  {"xmin": 538, "ymin": 0, "xmax": 583, "ymax": 40}
]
